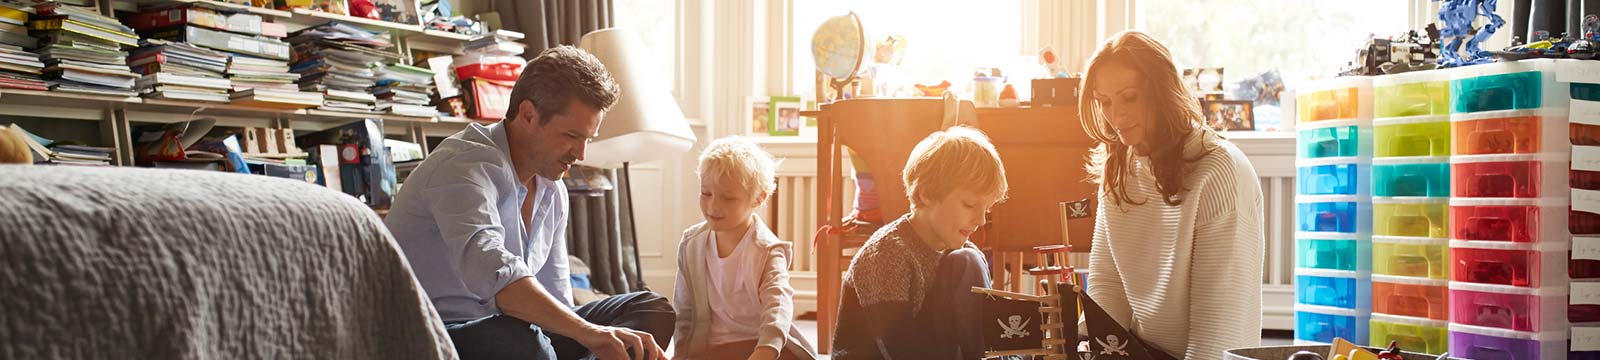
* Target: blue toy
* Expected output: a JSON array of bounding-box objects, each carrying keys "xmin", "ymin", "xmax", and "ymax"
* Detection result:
[{"xmin": 1438, "ymin": 0, "xmax": 1505, "ymax": 67}]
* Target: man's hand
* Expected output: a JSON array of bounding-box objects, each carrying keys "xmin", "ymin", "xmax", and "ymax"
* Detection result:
[
  {"xmin": 574, "ymin": 325, "xmax": 665, "ymax": 360},
  {"xmin": 745, "ymin": 346, "xmax": 779, "ymax": 360}
]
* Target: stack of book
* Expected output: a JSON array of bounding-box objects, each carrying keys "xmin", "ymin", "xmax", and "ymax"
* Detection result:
[
  {"xmin": 288, "ymin": 22, "xmax": 401, "ymax": 113},
  {"xmin": 30, "ymin": 2, "xmax": 140, "ymax": 97},
  {"xmin": 7, "ymin": 123, "xmax": 114, "ymax": 166},
  {"xmin": 0, "ymin": 3, "xmax": 46, "ymax": 91},
  {"xmin": 373, "ymin": 63, "xmax": 436, "ymax": 117},
  {"xmin": 128, "ymin": 39, "xmax": 231, "ymax": 102},
  {"xmin": 132, "ymin": 4, "xmax": 319, "ymax": 109}
]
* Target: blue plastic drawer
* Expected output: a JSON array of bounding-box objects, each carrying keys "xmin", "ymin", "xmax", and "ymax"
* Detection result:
[
  {"xmin": 1299, "ymin": 125, "xmax": 1362, "ymax": 159},
  {"xmin": 1372, "ymin": 158, "xmax": 1450, "ymax": 197},
  {"xmin": 1296, "ymin": 305, "xmax": 1367, "ymax": 343},
  {"xmin": 1298, "ymin": 162, "xmax": 1362, "ymax": 196},
  {"xmin": 1297, "ymin": 272, "xmax": 1369, "ymax": 309},
  {"xmin": 1452, "ymin": 71, "xmax": 1543, "ymax": 113},
  {"xmin": 1296, "ymin": 237, "xmax": 1361, "ymax": 271},
  {"xmin": 1297, "ymin": 200, "xmax": 1359, "ymax": 233}
]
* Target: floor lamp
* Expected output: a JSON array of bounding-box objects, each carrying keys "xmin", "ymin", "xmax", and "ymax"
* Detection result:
[{"xmin": 577, "ymin": 28, "xmax": 697, "ymax": 291}]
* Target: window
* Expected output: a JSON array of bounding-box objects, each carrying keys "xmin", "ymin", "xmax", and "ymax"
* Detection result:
[
  {"xmin": 614, "ymin": 0, "xmax": 677, "ymax": 90},
  {"xmin": 791, "ymin": 1, "xmax": 1025, "ymax": 100},
  {"xmin": 1138, "ymin": 0, "xmax": 1410, "ymax": 87}
]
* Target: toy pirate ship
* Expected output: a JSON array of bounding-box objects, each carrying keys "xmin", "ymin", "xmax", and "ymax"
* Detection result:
[{"xmin": 973, "ymin": 244, "xmax": 1177, "ymax": 360}]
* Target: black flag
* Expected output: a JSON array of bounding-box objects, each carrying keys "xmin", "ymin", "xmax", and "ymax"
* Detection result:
[
  {"xmin": 981, "ymin": 293, "xmax": 1045, "ymax": 352},
  {"xmin": 1080, "ymin": 291, "xmax": 1179, "ymax": 360}
]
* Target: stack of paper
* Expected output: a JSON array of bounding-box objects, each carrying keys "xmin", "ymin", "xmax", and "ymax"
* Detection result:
[
  {"xmin": 226, "ymin": 55, "xmax": 299, "ymax": 92},
  {"xmin": 129, "ymin": 39, "xmax": 231, "ymax": 102},
  {"xmin": 373, "ymin": 63, "xmax": 437, "ymax": 117},
  {"xmin": 0, "ymin": 5, "xmax": 46, "ymax": 91},
  {"xmin": 30, "ymin": 2, "xmax": 139, "ymax": 97},
  {"xmin": 7, "ymin": 123, "xmax": 113, "ymax": 166},
  {"xmin": 288, "ymin": 22, "xmax": 402, "ymax": 113},
  {"xmin": 229, "ymin": 87, "xmax": 322, "ymax": 109}
]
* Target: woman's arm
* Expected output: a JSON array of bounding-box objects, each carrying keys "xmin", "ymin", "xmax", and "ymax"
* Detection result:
[
  {"xmin": 750, "ymin": 244, "xmax": 798, "ymax": 359},
  {"xmin": 1084, "ymin": 189, "xmax": 1133, "ymax": 334},
  {"xmin": 1182, "ymin": 164, "xmax": 1265, "ymax": 359}
]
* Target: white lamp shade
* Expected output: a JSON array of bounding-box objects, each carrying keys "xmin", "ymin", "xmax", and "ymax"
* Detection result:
[{"xmin": 576, "ymin": 28, "xmax": 696, "ymax": 168}]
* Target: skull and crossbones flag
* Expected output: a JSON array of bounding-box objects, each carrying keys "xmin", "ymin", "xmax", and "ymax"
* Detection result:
[
  {"xmin": 1081, "ymin": 291, "xmax": 1178, "ymax": 360},
  {"xmin": 981, "ymin": 293, "xmax": 1044, "ymax": 352}
]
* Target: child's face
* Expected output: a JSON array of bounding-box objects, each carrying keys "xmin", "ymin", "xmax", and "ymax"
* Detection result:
[
  {"xmin": 915, "ymin": 188, "xmax": 1001, "ymax": 249},
  {"xmin": 699, "ymin": 171, "xmax": 764, "ymax": 233}
]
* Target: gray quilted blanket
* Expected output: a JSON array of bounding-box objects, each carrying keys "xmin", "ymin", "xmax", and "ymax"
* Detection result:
[{"xmin": 0, "ymin": 166, "xmax": 456, "ymax": 359}]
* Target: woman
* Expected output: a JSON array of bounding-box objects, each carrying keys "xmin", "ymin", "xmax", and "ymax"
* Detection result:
[{"xmin": 1076, "ymin": 30, "xmax": 1266, "ymax": 358}]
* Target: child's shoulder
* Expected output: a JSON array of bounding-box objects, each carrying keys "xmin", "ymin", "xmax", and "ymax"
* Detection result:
[{"xmin": 678, "ymin": 221, "xmax": 711, "ymax": 244}]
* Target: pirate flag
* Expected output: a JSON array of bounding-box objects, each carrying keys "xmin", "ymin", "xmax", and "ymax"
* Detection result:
[
  {"xmin": 981, "ymin": 292, "xmax": 1045, "ymax": 352},
  {"xmin": 1080, "ymin": 290, "xmax": 1179, "ymax": 360},
  {"xmin": 1063, "ymin": 198, "xmax": 1093, "ymax": 219}
]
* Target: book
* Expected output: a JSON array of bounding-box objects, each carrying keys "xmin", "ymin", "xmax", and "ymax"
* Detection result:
[
  {"xmin": 137, "ymin": 73, "xmax": 232, "ymax": 91},
  {"xmin": 29, "ymin": 16, "xmax": 140, "ymax": 47}
]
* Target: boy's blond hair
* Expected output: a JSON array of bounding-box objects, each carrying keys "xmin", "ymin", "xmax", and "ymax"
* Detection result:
[
  {"xmin": 903, "ymin": 126, "xmax": 1008, "ymax": 209},
  {"xmin": 0, "ymin": 127, "xmax": 32, "ymax": 164},
  {"xmin": 697, "ymin": 136, "xmax": 779, "ymax": 199}
]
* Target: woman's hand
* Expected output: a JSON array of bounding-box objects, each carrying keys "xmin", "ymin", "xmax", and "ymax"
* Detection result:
[{"xmin": 745, "ymin": 346, "xmax": 780, "ymax": 360}]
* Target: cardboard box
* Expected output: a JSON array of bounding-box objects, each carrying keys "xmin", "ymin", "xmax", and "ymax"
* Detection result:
[
  {"xmin": 242, "ymin": 127, "xmax": 262, "ymax": 153},
  {"xmin": 259, "ymin": 128, "xmax": 280, "ymax": 154}
]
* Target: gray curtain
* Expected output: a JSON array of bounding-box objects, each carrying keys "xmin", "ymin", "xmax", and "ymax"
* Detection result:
[
  {"xmin": 490, "ymin": 0, "xmax": 614, "ymax": 57},
  {"xmin": 566, "ymin": 167, "xmax": 645, "ymax": 295}
]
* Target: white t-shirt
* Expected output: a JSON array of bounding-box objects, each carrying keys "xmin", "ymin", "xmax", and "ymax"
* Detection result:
[{"xmin": 704, "ymin": 227, "xmax": 764, "ymax": 345}]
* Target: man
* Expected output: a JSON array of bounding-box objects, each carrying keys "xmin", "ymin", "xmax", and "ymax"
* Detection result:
[{"xmin": 386, "ymin": 46, "xmax": 673, "ymax": 360}]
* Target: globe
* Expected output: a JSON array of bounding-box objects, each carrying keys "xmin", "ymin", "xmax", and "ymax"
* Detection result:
[{"xmin": 810, "ymin": 12, "xmax": 865, "ymax": 80}]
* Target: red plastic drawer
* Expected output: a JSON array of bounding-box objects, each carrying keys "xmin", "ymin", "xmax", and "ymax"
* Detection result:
[
  {"xmin": 1450, "ymin": 153, "xmax": 1568, "ymax": 199},
  {"xmin": 1449, "ymin": 198, "xmax": 1568, "ymax": 243},
  {"xmin": 1450, "ymin": 240, "xmax": 1568, "ymax": 288}
]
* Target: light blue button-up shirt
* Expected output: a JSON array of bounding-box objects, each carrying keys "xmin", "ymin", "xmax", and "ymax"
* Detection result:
[{"xmin": 385, "ymin": 122, "xmax": 572, "ymax": 323}]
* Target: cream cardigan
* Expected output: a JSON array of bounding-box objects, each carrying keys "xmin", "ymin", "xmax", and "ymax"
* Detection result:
[
  {"xmin": 672, "ymin": 216, "xmax": 817, "ymax": 359},
  {"xmin": 1084, "ymin": 131, "xmax": 1266, "ymax": 359}
]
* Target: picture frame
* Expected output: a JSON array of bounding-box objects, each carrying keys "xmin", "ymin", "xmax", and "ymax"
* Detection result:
[
  {"xmin": 1202, "ymin": 99, "xmax": 1254, "ymax": 132},
  {"xmin": 746, "ymin": 96, "xmax": 770, "ymax": 136},
  {"xmin": 768, "ymin": 95, "xmax": 803, "ymax": 136},
  {"xmin": 371, "ymin": 0, "xmax": 421, "ymax": 26}
]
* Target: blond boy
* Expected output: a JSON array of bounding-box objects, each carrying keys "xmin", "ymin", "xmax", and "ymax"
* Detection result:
[
  {"xmin": 832, "ymin": 126, "xmax": 1008, "ymax": 360},
  {"xmin": 673, "ymin": 137, "xmax": 817, "ymax": 360}
]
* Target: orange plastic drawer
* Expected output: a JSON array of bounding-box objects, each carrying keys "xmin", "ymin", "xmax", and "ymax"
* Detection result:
[
  {"xmin": 1297, "ymin": 77, "xmax": 1372, "ymax": 123},
  {"xmin": 1372, "ymin": 275, "xmax": 1449, "ymax": 321},
  {"xmin": 1449, "ymin": 108, "xmax": 1566, "ymax": 156}
]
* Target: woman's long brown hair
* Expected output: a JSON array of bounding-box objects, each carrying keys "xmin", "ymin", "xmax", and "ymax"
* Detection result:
[{"xmin": 1078, "ymin": 30, "xmax": 1217, "ymax": 207}]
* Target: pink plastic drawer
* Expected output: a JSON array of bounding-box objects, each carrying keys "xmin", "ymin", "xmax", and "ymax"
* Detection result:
[
  {"xmin": 1450, "ymin": 153, "xmax": 1568, "ymax": 199},
  {"xmin": 1371, "ymin": 275, "xmax": 1448, "ymax": 321},
  {"xmin": 1448, "ymin": 282, "xmax": 1568, "ymax": 332},
  {"xmin": 1450, "ymin": 240, "xmax": 1568, "ymax": 288},
  {"xmin": 1449, "ymin": 198, "xmax": 1568, "ymax": 243}
]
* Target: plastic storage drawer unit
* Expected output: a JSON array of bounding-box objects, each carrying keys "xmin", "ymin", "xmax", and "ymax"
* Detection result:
[
  {"xmin": 1373, "ymin": 197, "xmax": 1448, "ymax": 238},
  {"xmin": 1449, "ymin": 198, "xmax": 1569, "ymax": 244},
  {"xmin": 1448, "ymin": 323, "xmax": 1568, "ymax": 360},
  {"xmin": 1368, "ymin": 313, "xmax": 1449, "ymax": 356},
  {"xmin": 1374, "ymin": 70, "xmax": 1450, "ymax": 118},
  {"xmin": 1449, "ymin": 108, "xmax": 1568, "ymax": 155},
  {"xmin": 1296, "ymin": 268, "xmax": 1372, "ymax": 310},
  {"xmin": 1298, "ymin": 195, "xmax": 1368, "ymax": 234},
  {"xmin": 1450, "ymin": 153, "xmax": 1569, "ymax": 199},
  {"xmin": 1450, "ymin": 240, "xmax": 1569, "ymax": 288},
  {"xmin": 1450, "ymin": 60, "xmax": 1568, "ymax": 113},
  {"xmin": 1374, "ymin": 115, "xmax": 1451, "ymax": 157},
  {"xmin": 1371, "ymin": 274, "xmax": 1449, "ymax": 320},
  {"xmin": 1372, "ymin": 236, "xmax": 1449, "ymax": 280},
  {"xmin": 1298, "ymin": 158, "xmax": 1366, "ymax": 196},
  {"xmin": 1296, "ymin": 304, "xmax": 1368, "ymax": 344},
  {"xmin": 1296, "ymin": 232, "xmax": 1368, "ymax": 272},
  {"xmin": 1372, "ymin": 157, "xmax": 1450, "ymax": 198},
  {"xmin": 1298, "ymin": 76, "xmax": 1373, "ymax": 124}
]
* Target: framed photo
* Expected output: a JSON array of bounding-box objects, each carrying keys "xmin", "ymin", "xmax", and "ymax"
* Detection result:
[
  {"xmin": 768, "ymin": 96, "xmax": 803, "ymax": 136},
  {"xmin": 372, "ymin": 0, "xmax": 421, "ymax": 26},
  {"xmin": 746, "ymin": 96, "xmax": 770, "ymax": 136},
  {"xmin": 1202, "ymin": 99, "xmax": 1254, "ymax": 131}
]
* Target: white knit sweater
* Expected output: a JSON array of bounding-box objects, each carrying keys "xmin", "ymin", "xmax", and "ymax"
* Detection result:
[{"xmin": 1084, "ymin": 130, "xmax": 1265, "ymax": 359}]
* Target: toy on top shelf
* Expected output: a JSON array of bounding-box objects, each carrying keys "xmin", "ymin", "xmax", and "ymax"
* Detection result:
[
  {"xmin": 1338, "ymin": 26, "xmax": 1441, "ymax": 76},
  {"xmin": 1488, "ymin": 30, "xmax": 1574, "ymax": 61},
  {"xmin": 1436, "ymin": 0, "xmax": 1503, "ymax": 67}
]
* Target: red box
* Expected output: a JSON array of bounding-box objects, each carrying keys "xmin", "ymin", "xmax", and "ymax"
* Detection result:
[
  {"xmin": 455, "ymin": 62, "xmax": 522, "ymax": 82},
  {"xmin": 1450, "ymin": 240, "xmax": 1566, "ymax": 288},
  {"xmin": 464, "ymin": 78, "xmax": 514, "ymax": 120},
  {"xmin": 1449, "ymin": 198, "xmax": 1566, "ymax": 243},
  {"xmin": 1450, "ymin": 154, "xmax": 1567, "ymax": 199}
]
